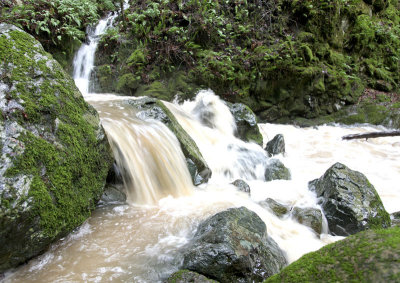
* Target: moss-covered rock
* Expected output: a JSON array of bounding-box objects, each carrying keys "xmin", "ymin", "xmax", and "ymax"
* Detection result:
[
  {"xmin": 0, "ymin": 24, "xmax": 113, "ymax": 272},
  {"xmin": 264, "ymin": 159, "xmax": 291, "ymax": 182},
  {"xmin": 124, "ymin": 97, "xmax": 211, "ymax": 185},
  {"xmin": 291, "ymin": 207, "xmax": 323, "ymax": 235},
  {"xmin": 265, "ymin": 227, "xmax": 400, "ymax": 282},
  {"xmin": 226, "ymin": 102, "xmax": 263, "ymax": 145},
  {"xmin": 259, "ymin": 198, "xmax": 290, "ymax": 218},
  {"xmin": 182, "ymin": 207, "xmax": 288, "ymax": 282},
  {"xmin": 309, "ymin": 162, "xmax": 391, "ymax": 236},
  {"xmin": 166, "ymin": 270, "xmax": 218, "ymax": 283}
]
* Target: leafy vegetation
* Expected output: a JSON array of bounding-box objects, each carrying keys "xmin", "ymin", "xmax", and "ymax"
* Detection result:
[
  {"xmin": 93, "ymin": 0, "xmax": 400, "ymax": 122},
  {"xmin": 0, "ymin": 0, "xmax": 116, "ymax": 69}
]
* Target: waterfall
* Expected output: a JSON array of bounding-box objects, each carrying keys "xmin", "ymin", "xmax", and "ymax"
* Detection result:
[
  {"xmin": 88, "ymin": 95, "xmax": 194, "ymax": 204},
  {"xmin": 73, "ymin": 13, "xmax": 117, "ymax": 94}
]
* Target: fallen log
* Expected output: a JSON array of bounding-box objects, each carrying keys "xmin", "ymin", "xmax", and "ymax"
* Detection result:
[{"xmin": 342, "ymin": 131, "xmax": 400, "ymax": 140}]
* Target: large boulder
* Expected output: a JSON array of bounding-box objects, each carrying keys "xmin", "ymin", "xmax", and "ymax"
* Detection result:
[
  {"xmin": 226, "ymin": 102, "xmax": 263, "ymax": 145},
  {"xmin": 264, "ymin": 159, "xmax": 291, "ymax": 181},
  {"xmin": 266, "ymin": 227, "xmax": 400, "ymax": 282},
  {"xmin": 124, "ymin": 97, "xmax": 211, "ymax": 185},
  {"xmin": 308, "ymin": 163, "xmax": 391, "ymax": 236},
  {"xmin": 182, "ymin": 207, "xmax": 287, "ymax": 282},
  {"xmin": 0, "ymin": 24, "xmax": 113, "ymax": 272}
]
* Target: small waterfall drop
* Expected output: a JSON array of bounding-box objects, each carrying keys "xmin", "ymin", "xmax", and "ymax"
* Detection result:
[
  {"xmin": 73, "ymin": 13, "xmax": 117, "ymax": 94},
  {"xmin": 86, "ymin": 95, "xmax": 194, "ymax": 205}
]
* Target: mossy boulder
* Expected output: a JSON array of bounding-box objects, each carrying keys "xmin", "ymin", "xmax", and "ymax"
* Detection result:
[
  {"xmin": 0, "ymin": 24, "xmax": 113, "ymax": 272},
  {"xmin": 226, "ymin": 102, "xmax": 263, "ymax": 145},
  {"xmin": 182, "ymin": 207, "xmax": 287, "ymax": 282},
  {"xmin": 265, "ymin": 227, "xmax": 400, "ymax": 282},
  {"xmin": 124, "ymin": 97, "xmax": 211, "ymax": 185},
  {"xmin": 264, "ymin": 159, "xmax": 291, "ymax": 182},
  {"xmin": 309, "ymin": 163, "xmax": 391, "ymax": 236},
  {"xmin": 259, "ymin": 198, "xmax": 290, "ymax": 218},
  {"xmin": 291, "ymin": 207, "xmax": 323, "ymax": 235},
  {"xmin": 166, "ymin": 270, "xmax": 218, "ymax": 283}
]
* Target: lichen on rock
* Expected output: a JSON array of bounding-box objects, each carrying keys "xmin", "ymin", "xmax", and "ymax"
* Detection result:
[{"xmin": 0, "ymin": 24, "xmax": 113, "ymax": 272}]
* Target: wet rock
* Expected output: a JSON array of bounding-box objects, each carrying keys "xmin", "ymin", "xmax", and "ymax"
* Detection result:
[
  {"xmin": 265, "ymin": 227, "xmax": 400, "ymax": 283},
  {"xmin": 0, "ymin": 24, "xmax": 113, "ymax": 272},
  {"xmin": 260, "ymin": 198, "xmax": 290, "ymax": 218},
  {"xmin": 226, "ymin": 102, "xmax": 263, "ymax": 145},
  {"xmin": 265, "ymin": 134, "xmax": 285, "ymax": 157},
  {"xmin": 99, "ymin": 184, "xmax": 127, "ymax": 205},
  {"xmin": 182, "ymin": 207, "xmax": 287, "ymax": 282},
  {"xmin": 264, "ymin": 159, "xmax": 291, "ymax": 181},
  {"xmin": 391, "ymin": 211, "xmax": 400, "ymax": 227},
  {"xmin": 125, "ymin": 97, "xmax": 211, "ymax": 185},
  {"xmin": 291, "ymin": 207, "xmax": 323, "ymax": 234},
  {"xmin": 166, "ymin": 270, "xmax": 218, "ymax": 283},
  {"xmin": 308, "ymin": 163, "xmax": 391, "ymax": 236},
  {"xmin": 231, "ymin": 179, "xmax": 250, "ymax": 194}
]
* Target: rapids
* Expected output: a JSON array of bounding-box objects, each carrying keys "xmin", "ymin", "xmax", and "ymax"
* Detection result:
[
  {"xmin": 4, "ymin": 6, "xmax": 399, "ymax": 282},
  {"xmin": 3, "ymin": 91, "xmax": 400, "ymax": 282}
]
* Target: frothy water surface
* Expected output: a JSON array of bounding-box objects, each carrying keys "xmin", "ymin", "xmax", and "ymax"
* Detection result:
[{"xmin": 4, "ymin": 92, "xmax": 400, "ymax": 282}]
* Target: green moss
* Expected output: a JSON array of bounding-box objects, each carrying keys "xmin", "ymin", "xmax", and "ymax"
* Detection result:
[
  {"xmin": 266, "ymin": 227, "xmax": 400, "ymax": 283},
  {"xmin": 1, "ymin": 26, "xmax": 112, "ymax": 239}
]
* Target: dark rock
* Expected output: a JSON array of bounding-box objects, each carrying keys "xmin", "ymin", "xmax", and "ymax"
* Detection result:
[
  {"xmin": 166, "ymin": 270, "xmax": 218, "ymax": 283},
  {"xmin": 226, "ymin": 102, "xmax": 263, "ymax": 145},
  {"xmin": 265, "ymin": 227, "xmax": 400, "ymax": 283},
  {"xmin": 260, "ymin": 198, "xmax": 290, "ymax": 218},
  {"xmin": 265, "ymin": 134, "xmax": 285, "ymax": 157},
  {"xmin": 291, "ymin": 207, "xmax": 323, "ymax": 234},
  {"xmin": 308, "ymin": 162, "xmax": 391, "ymax": 236},
  {"xmin": 99, "ymin": 184, "xmax": 127, "ymax": 205},
  {"xmin": 182, "ymin": 207, "xmax": 287, "ymax": 282},
  {"xmin": 125, "ymin": 97, "xmax": 211, "ymax": 185},
  {"xmin": 231, "ymin": 179, "xmax": 250, "ymax": 194},
  {"xmin": 0, "ymin": 24, "xmax": 113, "ymax": 272},
  {"xmin": 264, "ymin": 159, "xmax": 291, "ymax": 181},
  {"xmin": 391, "ymin": 211, "xmax": 400, "ymax": 227}
]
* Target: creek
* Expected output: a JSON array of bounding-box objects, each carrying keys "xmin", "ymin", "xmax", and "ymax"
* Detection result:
[{"xmin": 3, "ymin": 10, "xmax": 400, "ymax": 283}]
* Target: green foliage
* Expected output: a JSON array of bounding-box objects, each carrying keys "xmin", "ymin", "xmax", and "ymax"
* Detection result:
[
  {"xmin": 92, "ymin": 0, "xmax": 400, "ymax": 121},
  {"xmin": 0, "ymin": 0, "xmax": 115, "ymax": 67}
]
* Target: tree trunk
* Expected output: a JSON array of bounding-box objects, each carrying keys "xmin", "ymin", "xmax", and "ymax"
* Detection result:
[{"xmin": 342, "ymin": 131, "xmax": 400, "ymax": 140}]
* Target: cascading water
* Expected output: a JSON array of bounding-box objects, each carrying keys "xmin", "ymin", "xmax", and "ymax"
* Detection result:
[
  {"xmin": 4, "ymin": 4, "xmax": 400, "ymax": 283},
  {"xmin": 73, "ymin": 13, "xmax": 117, "ymax": 94}
]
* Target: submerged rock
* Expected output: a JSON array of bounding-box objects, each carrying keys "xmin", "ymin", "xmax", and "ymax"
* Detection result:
[
  {"xmin": 264, "ymin": 159, "xmax": 291, "ymax": 181},
  {"xmin": 166, "ymin": 270, "xmax": 218, "ymax": 283},
  {"xmin": 125, "ymin": 97, "xmax": 211, "ymax": 185},
  {"xmin": 231, "ymin": 179, "xmax": 250, "ymax": 194},
  {"xmin": 226, "ymin": 102, "xmax": 263, "ymax": 145},
  {"xmin": 308, "ymin": 162, "xmax": 390, "ymax": 236},
  {"xmin": 260, "ymin": 198, "xmax": 290, "ymax": 218},
  {"xmin": 99, "ymin": 184, "xmax": 127, "ymax": 205},
  {"xmin": 265, "ymin": 134, "xmax": 285, "ymax": 157},
  {"xmin": 0, "ymin": 24, "xmax": 113, "ymax": 272},
  {"xmin": 291, "ymin": 207, "xmax": 323, "ymax": 234},
  {"xmin": 182, "ymin": 207, "xmax": 287, "ymax": 282},
  {"xmin": 266, "ymin": 227, "xmax": 400, "ymax": 283}
]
